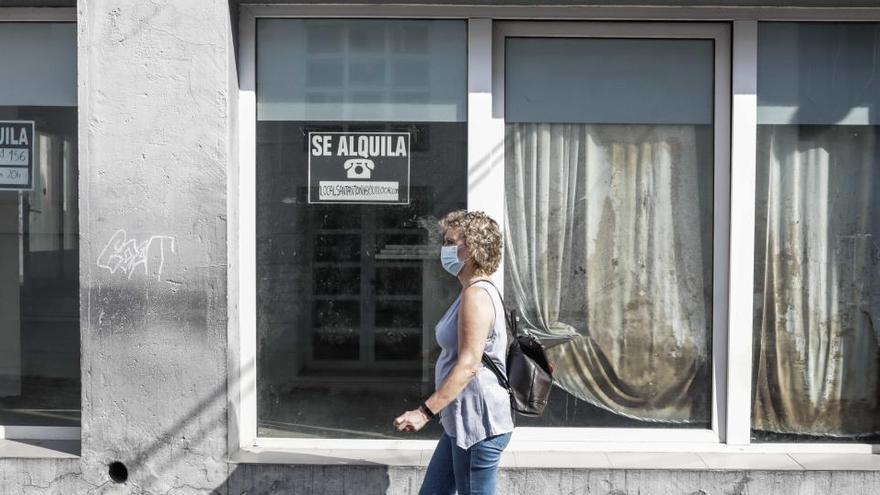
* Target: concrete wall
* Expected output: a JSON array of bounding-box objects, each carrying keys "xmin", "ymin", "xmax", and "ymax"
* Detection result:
[
  {"xmin": 1, "ymin": 0, "xmax": 232, "ymax": 492},
  {"xmin": 0, "ymin": 1, "xmax": 879, "ymax": 494},
  {"xmin": 77, "ymin": 0, "xmax": 232, "ymax": 492},
  {"xmin": 4, "ymin": 459, "xmax": 880, "ymax": 494},
  {"xmin": 226, "ymin": 467, "xmax": 880, "ymax": 494}
]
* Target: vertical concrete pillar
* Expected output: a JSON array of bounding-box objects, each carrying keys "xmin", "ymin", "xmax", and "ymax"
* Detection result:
[
  {"xmin": 0, "ymin": 192, "xmax": 21, "ymax": 397},
  {"xmin": 78, "ymin": 1, "xmax": 235, "ymax": 491}
]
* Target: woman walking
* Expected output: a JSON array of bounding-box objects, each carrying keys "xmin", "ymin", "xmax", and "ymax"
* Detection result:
[{"xmin": 393, "ymin": 210, "xmax": 514, "ymax": 495}]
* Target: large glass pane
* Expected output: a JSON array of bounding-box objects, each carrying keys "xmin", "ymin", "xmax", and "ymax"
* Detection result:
[
  {"xmin": 0, "ymin": 23, "xmax": 76, "ymax": 107},
  {"xmin": 504, "ymin": 37, "xmax": 714, "ymax": 428},
  {"xmin": 256, "ymin": 19, "xmax": 466, "ymax": 439},
  {"xmin": 258, "ymin": 19, "xmax": 466, "ymax": 122},
  {"xmin": 506, "ymin": 38, "xmax": 713, "ymax": 125},
  {"xmin": 0, "ymin": 23, "xmax": 79, "ymax": 427},
  {"xmin": 753, "ymin": 22, "xmax": 880, "ymax": 442}
]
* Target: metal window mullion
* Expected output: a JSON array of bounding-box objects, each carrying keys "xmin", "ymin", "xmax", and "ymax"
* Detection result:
[
  {"xmin": 467, "ymin": 18, "xmax": 506, "ymax": 292},
  {"xmin": 234, "ymin": 6, "xmax": 258, "ymax": 449},
  {"xmin": 726, "ymin": 20, "xmax": 759, "ymax": 446}
]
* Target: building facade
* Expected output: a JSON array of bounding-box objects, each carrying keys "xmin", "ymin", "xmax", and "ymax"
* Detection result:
[{"xmin": 1, "ymin": 1, "xmax": 879, "ymax": 493}]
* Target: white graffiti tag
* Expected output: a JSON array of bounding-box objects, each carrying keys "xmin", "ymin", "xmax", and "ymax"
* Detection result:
[{"xmin": 96, "ymin": 229, "xmax": 177, "ymax": 280}]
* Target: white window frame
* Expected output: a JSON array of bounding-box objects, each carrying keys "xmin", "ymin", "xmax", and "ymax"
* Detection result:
[
  {"xmin": 232, "ymin": 4, "xmax": 880, "ymax": 457},
  {"xmin": 491, "ymin": 20, "xmax": 731, "ymax": 446},
  {"xmin": 0, "ymin": 6, "xmax": 80, "ymax": 443}
]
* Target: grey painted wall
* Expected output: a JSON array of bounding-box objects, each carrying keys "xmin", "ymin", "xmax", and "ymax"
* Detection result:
[{"xmin": 0, "ymin": 1, "xmax": 879, "ymax": 494}]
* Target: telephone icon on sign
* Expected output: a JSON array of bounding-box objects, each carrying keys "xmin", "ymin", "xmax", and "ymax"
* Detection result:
[{"xmin": 344, "ymin": 159, "xmax": 375, "ymax": 179}]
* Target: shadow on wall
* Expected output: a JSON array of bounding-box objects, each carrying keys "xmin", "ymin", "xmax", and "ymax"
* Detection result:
[{"xmin": 91, "ymin": 340, "xmax": 241, "ymax": 491}]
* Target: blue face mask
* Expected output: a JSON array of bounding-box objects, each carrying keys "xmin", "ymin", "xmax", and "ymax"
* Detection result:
[{"xmin": 440, "ymin": 245, "xmax": 464, "ymax": 276}]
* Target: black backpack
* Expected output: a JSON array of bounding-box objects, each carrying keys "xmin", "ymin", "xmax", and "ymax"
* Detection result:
[{"xmin": 475, "ymin": 280, "xmax": 554, "ymax": 418}]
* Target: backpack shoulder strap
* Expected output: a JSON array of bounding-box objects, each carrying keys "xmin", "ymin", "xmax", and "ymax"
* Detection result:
[
  {"xmin": 469, "ymin": 281, "xmax": 519, "ymax": 422},
  {"xmin": 468, "ymin": 280, "xmax": 514, "ymax": 386},
  {"xmin": 481, "ymin": 353, "xmax": 510, "ymax": 390}
]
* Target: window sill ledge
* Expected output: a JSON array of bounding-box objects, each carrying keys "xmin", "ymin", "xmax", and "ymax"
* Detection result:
[
  {"xmin": 0, "ymin": 439, "xmax": 79, "ymax": 459},
  {"xmin": 231, "ymin": 446, "xmax": 880, "ymax": 471}
]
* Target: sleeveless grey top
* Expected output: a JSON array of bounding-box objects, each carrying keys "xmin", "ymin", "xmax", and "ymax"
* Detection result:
[{"xmin": 434, "ymin": 280, "xmax": 514, "ymax": 450}]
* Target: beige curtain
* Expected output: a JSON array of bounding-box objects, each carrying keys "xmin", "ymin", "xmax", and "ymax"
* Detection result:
[
  {"xmin": 753, "ymin": 126, "xmax": 880, "ymax": 437},
  {"xmin": 504, "ymin": 123, "xmax": 712, "ymax": 423}
]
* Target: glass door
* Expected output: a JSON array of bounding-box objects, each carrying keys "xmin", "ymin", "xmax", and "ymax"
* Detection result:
[{"xmin": 495, "ymin": 22, "xmax": 730, "ymax": 438}]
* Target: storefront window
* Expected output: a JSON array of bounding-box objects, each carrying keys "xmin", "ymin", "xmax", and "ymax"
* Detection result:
[
  {"xmin": 256, "ymin": 19, "xmax": 467, "ymax": 438},
  {"xmin": 753, "ymin": 22, "xmax": 880, "ymax": 442},
  {"xmin": 0, "ymin": 22, "xmax": 79, "ymax": 427},
  {"xmin": 504, "ymin": 37, "xmax": 715, "ymax": 427}
]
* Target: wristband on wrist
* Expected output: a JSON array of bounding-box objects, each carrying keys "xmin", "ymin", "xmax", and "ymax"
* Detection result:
[{"xmin": 419, "ymin": 402, "xmax": 436, "ymax": 420}]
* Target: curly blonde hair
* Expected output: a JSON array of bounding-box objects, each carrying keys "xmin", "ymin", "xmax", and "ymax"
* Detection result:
[{"xmin": 438, "ymin": 210, "xmax": 503, "ymax": 275}]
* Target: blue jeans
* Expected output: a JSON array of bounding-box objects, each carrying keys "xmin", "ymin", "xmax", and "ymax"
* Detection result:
[{"xmin": 419, "ymin": 432, "xmax": 512, "ymax": 495}]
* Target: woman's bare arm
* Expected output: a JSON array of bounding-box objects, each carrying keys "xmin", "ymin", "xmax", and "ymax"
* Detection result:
[
  {"xmin": 393, "ymin": 285, "xmax": 494, "ymax": 432},
  {"xmin": 423, "ymin": 285, "xmax": 494, "ymax": 414}
]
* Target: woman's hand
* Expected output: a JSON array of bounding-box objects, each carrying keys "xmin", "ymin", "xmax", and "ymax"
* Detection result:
[{"xmin": 393, "ymin": 409, "xmax": 430, "ymax": 433}]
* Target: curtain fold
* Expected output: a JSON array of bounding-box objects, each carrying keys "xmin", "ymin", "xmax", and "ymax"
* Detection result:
[
  {"xmin": 504, "ymin": 123, "xmax": 712, "ymax": 423},
  {"xmin": 753, "ymin": 126, "xmax": 880, "ymax": 437}
]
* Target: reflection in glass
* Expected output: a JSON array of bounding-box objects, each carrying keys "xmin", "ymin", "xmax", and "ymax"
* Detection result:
[
  {"xmin": 0, "ymin": 106, "xmax": 79, "ymax": 427},
  {"xmin": 753, "ymin": 22, "xmax": 880, "ymax": 442},
  {"xmin": 256, "ymin": 19, "xmax": 467, "ymax": 439},
  {"xmin": 257, "ymin": 123, "xmax": 466, "ymax": 438},
  {"xmin": 258, "ymin": 19, "xmax": 466, "ymax": 122}
]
